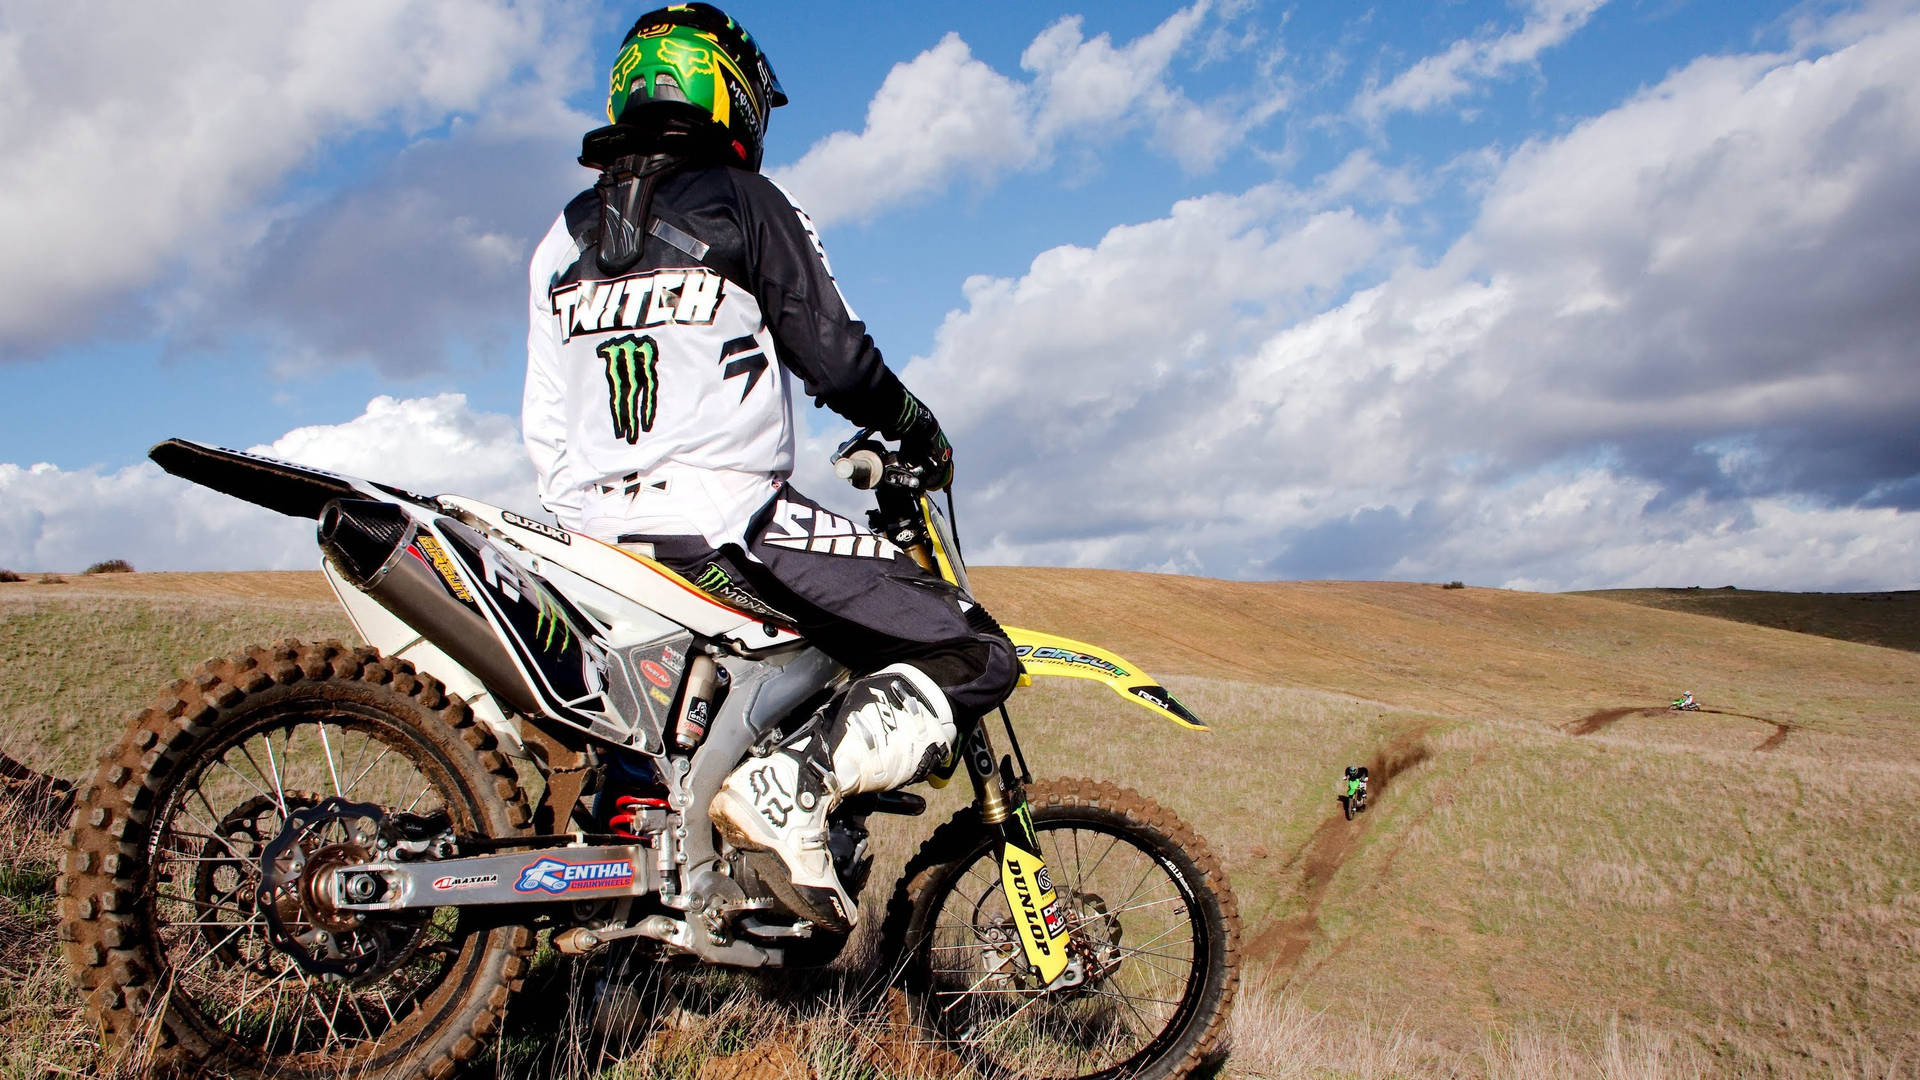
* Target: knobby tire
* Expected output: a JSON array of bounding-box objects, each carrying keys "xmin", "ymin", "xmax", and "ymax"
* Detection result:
[
  {"xmin": 881, "ymin": 778, "xmax": 1239, "ymax": 1080},
  {"xmin": 58, "ymin": 640, "xmax": 536, "ymax": 1079}
]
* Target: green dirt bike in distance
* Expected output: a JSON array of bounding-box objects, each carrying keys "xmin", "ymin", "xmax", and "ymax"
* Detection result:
[
  {"xmin": 58, "ymin": 428, "xmax": 1240, "ymax": 1080},
  {"xmin": 1339, "ymin": 767, "xmax": 1369, "ymax": 821}
]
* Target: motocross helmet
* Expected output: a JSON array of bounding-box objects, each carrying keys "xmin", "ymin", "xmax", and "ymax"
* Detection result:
[{"xmin": 598, "ymin": 4, "xmax": 787, "ymax": 171}]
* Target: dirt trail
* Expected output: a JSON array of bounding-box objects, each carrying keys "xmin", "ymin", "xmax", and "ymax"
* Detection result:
[
  {"xmin": 1566, "ymin": 706, "xmax": 1795, "ymax": 751},
  {"xmin": 1564, "ymin": 706, "xmax": 1662, "ymax": 735},
  {"xmin": 1248, "ymin": 728, "xmax": 1432, "ymax": 977},
  {"xmin": 0, "ymin": 751, "xmax": 73, "ymax": 832}
]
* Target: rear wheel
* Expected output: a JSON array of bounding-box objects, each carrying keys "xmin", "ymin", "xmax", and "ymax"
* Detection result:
[
  {"xmin": 59, "ymin": 641, "xmax": 535, "ymax": 1079},
  {"xmin": 882, "ymin": 779, "xmax": 1238, "ymax": 1080}
]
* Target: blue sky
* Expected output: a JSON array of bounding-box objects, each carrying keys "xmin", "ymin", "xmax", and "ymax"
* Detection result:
[{"xmin": 3, "ymin": 0, "xmax": 1917, "ymax": 589}]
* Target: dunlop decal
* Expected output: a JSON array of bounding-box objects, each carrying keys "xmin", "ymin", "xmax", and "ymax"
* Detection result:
[{"xmin": 1000, "ymin": 842, "xmax": 1070, "ymax": 985}]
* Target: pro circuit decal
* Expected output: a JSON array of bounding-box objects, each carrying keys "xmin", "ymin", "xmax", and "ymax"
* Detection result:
[
  {"xmin": 406, "ymin": 534, "xmax": 473, "ymax": 603},
  {"xmin": 501, "ymin": 510, "xmax": 571, "ymax": 546},
  {"xmin": 599, "ymin": 334, "xmax": 660, "ymax": 443},
  {"xmin": 515, "ymin": 858, "xmax": 634, "ymax": 894},
  {"xmin": 762, "ymin": 499, "xmax": 901, "ymax": 560},
  {"xmin": 1014, "ymin": 645, "xmax": 1131, "ymax": 680},
  {"xmin": 551, "ymin": 267, "xmax": 722, "ymax": 343},
  {"xmin": 432, "ymin": 874, "xmax": 498, "ymax": 891}
]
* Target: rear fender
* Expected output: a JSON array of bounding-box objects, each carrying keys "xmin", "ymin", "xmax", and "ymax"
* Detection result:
[{"xmin": 1003, "ymin": 627, "xmax": 1207, "ymax": 731}]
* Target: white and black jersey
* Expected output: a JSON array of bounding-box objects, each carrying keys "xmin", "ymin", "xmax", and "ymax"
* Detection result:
[{"xmin": 525, "ymin": 162, "xmax": 909, "ymax": 548}]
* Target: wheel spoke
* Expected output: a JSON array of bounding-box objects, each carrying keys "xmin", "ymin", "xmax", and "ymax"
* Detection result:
[
  {"xmin": 317, "ymin": 723, "xmax": 345, "ymax": 798},
  {"xmin": 212, "ymin": 755, "xmax": 276, "ymax": 807},
  {"xmin": 239, "ymin": 743, "xmax": 289, "ymax": 822},
  {"xmin": 343, "ymin": 745, "xmax": 395, "ymax": 798},
  {"xmin": 913, "ymin": 810, "xmax": 1222, "ymax": 1079},
  {"xmin": 1094, "ymin": 892, "xmax": 1187, "ymax": 920}
]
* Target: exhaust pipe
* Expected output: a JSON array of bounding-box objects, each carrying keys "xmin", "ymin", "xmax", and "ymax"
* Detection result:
[{"xmin": 318, "ymin": 499, "xmax": 541, "ymax": 715}]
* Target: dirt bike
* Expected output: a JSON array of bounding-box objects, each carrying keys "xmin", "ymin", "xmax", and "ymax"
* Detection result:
[
  {"xmin": 1670, "ymin": 699, "xmax": 1701, "ymax": 711},
  {"xmin": 58, "ymin": 430, "xmax": 1239, "ymax": 1080},
  {"xmin": 1339, "ymin": 782, "xmax": 1368, "ymax": 820}
]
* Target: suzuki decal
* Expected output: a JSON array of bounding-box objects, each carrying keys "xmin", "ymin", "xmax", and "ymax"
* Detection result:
[{"xmin": 501, "ymin": 510, "xmax": 571, "ymax": 545}]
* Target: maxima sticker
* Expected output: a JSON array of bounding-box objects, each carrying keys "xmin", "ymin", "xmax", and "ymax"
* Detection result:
[{"xmin": 432, "ymin": 874, "xmax": 499, "ymax": 891}]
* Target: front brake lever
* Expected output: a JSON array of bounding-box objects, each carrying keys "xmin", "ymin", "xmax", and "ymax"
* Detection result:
[{"xmin": 832, "ymin": 427, "xmax": 876, "ymax": 463}]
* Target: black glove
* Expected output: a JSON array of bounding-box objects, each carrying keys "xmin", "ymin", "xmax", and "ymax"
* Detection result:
[{"xmin": 890, "ymin": 392, "xmax": 954, "ymax": 491}]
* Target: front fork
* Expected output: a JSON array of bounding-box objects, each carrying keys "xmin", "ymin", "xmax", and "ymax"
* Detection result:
[{"xmin": 943, "ymin": 718, "xmax": 1076, "ymax": 987}]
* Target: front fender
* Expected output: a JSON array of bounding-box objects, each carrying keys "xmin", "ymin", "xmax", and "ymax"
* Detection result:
[{"xmin": 1003, "ymin": 626, "xmax": 1208, "ymax": 731}]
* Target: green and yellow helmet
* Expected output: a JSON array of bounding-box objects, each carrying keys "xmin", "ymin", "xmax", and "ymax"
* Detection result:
[{"xmin": 605, "ymin": 4, "xmax": 787, "ymax": 171}]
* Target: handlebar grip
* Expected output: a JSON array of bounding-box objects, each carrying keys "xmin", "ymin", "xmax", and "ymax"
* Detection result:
[{"xmin": 835, "ymin": 448, "xmax": 886, "ymax": 490}]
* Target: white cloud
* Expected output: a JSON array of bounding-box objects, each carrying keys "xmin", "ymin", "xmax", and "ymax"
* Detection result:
[
  {"xmin": 771, "ymin": 3, "xmax": 1281, "ymax": 227},
  {"xmin": 1353, "ymin": 0, "xmax": 1608, "ymax": 123},
  {"xmin": 0, "ymin": 395, "xmax": 535, "ymax": 572},
  {"xmin": 908, "ymin": 8, "xmax": 1920, "ymax": 591},
  {"xmin": 0, "ymin": 0, "xmax": 588, "ymax": 351}
]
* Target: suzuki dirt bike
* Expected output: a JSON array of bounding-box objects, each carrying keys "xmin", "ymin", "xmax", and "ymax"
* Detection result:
[{"xmin": 59, "ymin": 431, "xmax": 1239, "ymax": 1079}]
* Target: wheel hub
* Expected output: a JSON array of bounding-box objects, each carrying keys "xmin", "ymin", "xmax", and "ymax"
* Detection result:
[{"xmin": 258, "ymin": 796, "xmax": 423, "ymax": 981}]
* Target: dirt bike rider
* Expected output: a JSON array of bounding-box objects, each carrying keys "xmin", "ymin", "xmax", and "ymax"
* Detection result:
[
  {"xmin": 1673, "ymin": 690, "xmax": 1697, "ymax": 709},
  {"xmin": 522, "ymin": 5, "xmax": 1016, "ymax": 934},
  {"xmin": 1342, "ymin": 765, "xmax": 1368, "ymax": 801}
]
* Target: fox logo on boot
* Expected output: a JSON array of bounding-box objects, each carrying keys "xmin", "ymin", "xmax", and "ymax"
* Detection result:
[{"xmin": 749, "ymin": 764, "xmax": 795, "ymax": 828}]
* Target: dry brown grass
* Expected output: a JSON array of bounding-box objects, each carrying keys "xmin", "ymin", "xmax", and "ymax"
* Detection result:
[
  {"xmin": 3, "ymin": 569, "xmax": 1916, "ymax": 1078},
  {"xmin": 969, "ymin": 567, "xmax": 1920, "ymax": 741},
  {"xmin": 0, "ymin": 789, "xmax": 91, "ymax": 1079}
]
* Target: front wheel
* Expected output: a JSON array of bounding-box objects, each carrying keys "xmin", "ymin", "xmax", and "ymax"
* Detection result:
[{"xmin": 881, "ymin": 779, "xmax": 1239, "ymax": 1080}]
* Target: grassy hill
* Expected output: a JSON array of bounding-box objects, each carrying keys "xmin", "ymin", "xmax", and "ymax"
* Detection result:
[
  {"xmin": 1578, "ymin": 586, "xmax": 1920, "ymax": 653},
  {"xmin": 3, "ymin": 570, "xmax": 1916, "ymax": 1078}
]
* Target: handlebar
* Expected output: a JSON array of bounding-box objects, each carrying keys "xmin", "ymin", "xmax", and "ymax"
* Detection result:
[
  {"xmin": 830, "ymin": 429, "xmax": 939, "ymax": 563},
  {"xmin": 830, "ymin": 428, "xmax": 928, "ymax": 494},
  {"xmin": 833, "ymin": 446, "xmax": 887, "ymax": 490}
]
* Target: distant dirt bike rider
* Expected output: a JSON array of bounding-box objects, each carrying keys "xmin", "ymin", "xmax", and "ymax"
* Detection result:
[
  {"xmin": 1342, "ymin": 765, "xmax": 1368, "ymax": 802},
  {"xmin": 1672, "ymin": 690, "xmax": 1698, "ymax": 710},
  {"xmin": 522, "ymin": 4, "xmax": 1017, "ymax": 932}
]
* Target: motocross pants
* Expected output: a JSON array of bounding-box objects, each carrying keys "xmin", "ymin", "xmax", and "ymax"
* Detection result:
[{"xmin": 623, "ymin": 487, "xmax": 1018, "ymax": 717}]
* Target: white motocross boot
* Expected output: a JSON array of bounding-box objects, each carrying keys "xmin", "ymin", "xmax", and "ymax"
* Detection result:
[{"xmin": 710, "ymin": 663, "xmax": 955, "ymax": 932}]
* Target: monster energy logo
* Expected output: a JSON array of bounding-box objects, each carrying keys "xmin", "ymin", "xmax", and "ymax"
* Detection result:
[
  {"xmin": 694, "ymin": 564, "xmax": 732, "ymax": 591},
  {"xmin": 533, "ymin": 591, "xmax": 574, "ymax": 654},
  {"xmin": 599, "ymin": 334, "xmax": 660, "ymax": 443}
]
